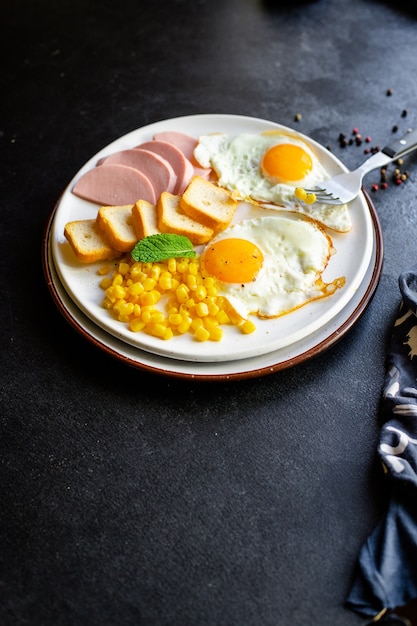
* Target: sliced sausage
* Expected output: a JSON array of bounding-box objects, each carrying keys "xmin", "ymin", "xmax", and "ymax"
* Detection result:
[
  {"xmin": 136, "ymin": 140, "xmax": 195, "ymax": 195},
  {"xmin": 153, "ymin": 131, "xmax": 198, "ymax": 162},
  {"xmin": 72, "ymin": 163, "xmax": 156, "ymax": 206},
  {"xmin": 97, "ymin": 148, "xmax": 177, "ymax": 196},
  {"xmin": 153, "ymin": 131, "xmax": 212, "ymax": 179}
]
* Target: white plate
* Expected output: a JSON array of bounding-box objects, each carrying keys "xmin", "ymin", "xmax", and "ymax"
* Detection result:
[
  {"xmin": 48, "ymin": 114, "xmax": 379, "ymax": 365},
  {"xmin": 43, "ymin": 209, "xmax": 382, "ymax": 381}
]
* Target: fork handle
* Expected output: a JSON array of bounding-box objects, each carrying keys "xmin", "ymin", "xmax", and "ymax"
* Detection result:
[
  {"xmin": 356, "ymin": 128, "xmax": 417, "ymax": 176},
  {"xmin": 381, "ymin": 127, "xmax": 417, "ymax": 159}
]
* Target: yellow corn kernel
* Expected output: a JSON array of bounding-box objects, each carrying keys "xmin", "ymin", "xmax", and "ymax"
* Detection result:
[
  {"xmin": 118, "ymin": 262, "xmax": 130, "ymax": 275},
  {"xmin": 186, "ymin": 273, "xmax": 197, "ymax": 290},
  {"xmin": 122, "ymin": 302, "xmax": 135, "ymax": 316},
  {"xmin": 170, "ymin": 277, "xmax": 180, "ymax": 291},
  {"xmin": 143, "ymin": 277, "xmax": 156, "ymax": 291},
  {"xmin": 166, "ymin": 299, "xmax": 179, "ymax": 314},
  {"xmin": 98, "ymin": 265, "xmax": 111, "ymax": 276},
  {"xmin": 141, "ymin": 262, "xmax": 153, "ymax": 274},
  {"xmin": 141, "ymin": 307, "xmax": 153, "ymax": 324},
  {"xmin": 133, "ymin": 304, "xmax": 141, "ymax": 317},
  {"xmin": 176, "ymin": 285, "xmax": 189, "ymax": 304},
  {"xmin": 203, "ymin": 316, "xmax": 219, "ymax": 330},
  {"xmin": 140, "ymin": 290, "xmax": 160, "ymax": 306},
  {"xmin": 150, "ymin": 265, "xmax": 161, "ymax": 280},
  {"xmin": 209, "ymin": 326, "xmax": 223, "ymax": 341},
  {"xmin": 195, "ymin": 302, "xmax": 209, "ymax": 317},
  {"xmin": 194, "ymin": 325, "xmax": 210, "ymax": 342},
  {"xmin": 204, "ymin": 278, "xmax": 218, "ymax": 296},
  {"xmin": 112, "ymin": 297, "xmax": 125, "ymax": 309},
  {"xmin": 128, "ymin": 282, "xmax": 144, "ymax": 297},
  {"xmin": 102, "ymin": 298, "xmax": 113, "ymax": 310},
  {"xmin": 112, "ymin": 273, "xmax": 124, "ymax": 286},
  {"xmin": 188, "ymin": 261, "xmax": 198, "ymax": 275},
  {"xmin": 168, "ymin": 312, "xmax": 183, "ymax": 326},
  {"xmin": 216, "ymin": 310, "xmax": 230, "ymax": 324},
  {"xmin": 167, "ymin": 258, "xmax": 177, "ymax": 273},
  {"xmin": 185, "ymin": 298, "xmax": 196, "ymax": 310},
  {"xmin": 130, "ymin": 262, "xmax": 142, "ymax": 275},
  {"xmin": 129, "ymin": 318, "xmax": 145, "ymax": 332},
  {"xmin": 305, "ymin": 192, "xmax": 317, "ymax": 205},
  {"xmin": 148, "ymin": 322, "xmax": 171, "ymax": 339},
  {"xmin": 206, "ymin": 301, "xmax": 218, "ymax": 316},
  {"xmin": 105, "ymin": 286, "xmax": 119, "ymax": 302},
  {"xmin": 131, "ymin": 273, "xmax": 145, "ymax": 285},
  {"xmin": 203, "ymin": 275, "xmax": 216, "ymax": 289},
  {"xmin": 228, "ymin": 309, "xmax": 243, "ymax": 325},
  {"xmin": 114, "ymin": 301, "xmax": 134, "ymax": 317},
  {"xmin": 194, "ymin": 285, "xmax": 207, "ymax": 301},
  {"xmin": 177, "ymin": 316, "xmax": 192, "ymax": 334},
  {"xmin": 294, "ymin": 187, "xmax": 307, "ymax": 201},
  {"xmin": 162, "ymin": 327, "xmax": 174, "ymax": 340},
  {"xmin": 158, "ymin": 271, "xmax": 172, "ymax": 291},
  {"xmin": 100, "ymin": 277, "xmax": 112, "ymax": 289},
  {"xmin": 114, "ymin": 285, "xmax": 127, "ymax": 299},
  {"xmin": 141, "ymin": 309, "xmax": 165, "ymax": 325},
  {"xmin": 191, "ymin": 317, "xmax": 204, "ymax": 330},
  {"xmin": 240, "ymin": 319, "xmax": 257, "ymax": 334},
  {"xmin": 130, "ymin": 268, "xmax": 145, "ymax": 282},
  {"xmin": 176, "ymin": 259, "xmax": 189, "ymax": 273},
  {"xmin": 150, "ymin": 310, "xmax": 165, "ymax": 324}
]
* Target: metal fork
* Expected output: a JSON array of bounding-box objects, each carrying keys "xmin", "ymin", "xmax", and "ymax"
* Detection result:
[{"xmin": 303, "ymin": 128, "xmax": 417, "ymax": 205}]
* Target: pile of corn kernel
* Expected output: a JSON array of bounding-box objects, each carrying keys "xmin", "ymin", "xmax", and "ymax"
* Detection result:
[{"xmin": 98, "ymin": 256, "xmax": 256, "ymax": 342}]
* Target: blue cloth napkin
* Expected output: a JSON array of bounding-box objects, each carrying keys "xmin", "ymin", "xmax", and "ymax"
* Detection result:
[{"xmin": 346, "ymin": 264, "xmax": 417, "ymax": 618}]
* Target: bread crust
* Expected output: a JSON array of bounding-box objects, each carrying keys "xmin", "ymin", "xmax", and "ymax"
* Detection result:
[
  {"xmin": 131, "ymin": 200, "xmax": 161, "ymax": 239},
  {"xmin": 179, "ymin": 176, "xmax": 237, "ymax": 232},
  {"xmin": 64, "ymin": 219, "xmax": 121, "ymax": 263},
  {"xmin": 157, "ymin": 191, "xmax": 213, "ymax": 245},
  {"xmin": 96, "ymin": 204, "xmax": 137, "ymax": 252}
]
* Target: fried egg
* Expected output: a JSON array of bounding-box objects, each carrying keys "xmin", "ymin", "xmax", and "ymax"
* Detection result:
[
  {"xmin": 202, "ymin": 214, "xmax": 345, "ymax": 319},
  {"xmin": 194, "ymin": 132, "xmax": 352, "ymax": 233}
]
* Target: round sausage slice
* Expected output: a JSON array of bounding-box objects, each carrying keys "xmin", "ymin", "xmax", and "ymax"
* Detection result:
[
  {"xmin": 153, "ymin": 131, "xmax": 212, "ymax": 179},
  {"xmin": 153, "ymin": 131, "xmax": 198, "ymax": 163},
  {"xmin": 98, "ymin": 148, "xmax": 177, "ymax": 197},
  {"xmin": 135, "ymin": 140, "xmax": 194, "ymax": 195},
  {"xmin": 72, "ymin": 163, "xmax": 156, "ymax": 206}
]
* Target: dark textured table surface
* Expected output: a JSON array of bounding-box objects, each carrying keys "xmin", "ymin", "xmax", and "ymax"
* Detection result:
[{"xmin": 3, "ymin": 1, "xmax": 417, "ymax": 624}]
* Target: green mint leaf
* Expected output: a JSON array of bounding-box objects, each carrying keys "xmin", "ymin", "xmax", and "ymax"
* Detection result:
[{"xmin": 131, "ymin": 233, "xmax": 197, "ymax": 262}]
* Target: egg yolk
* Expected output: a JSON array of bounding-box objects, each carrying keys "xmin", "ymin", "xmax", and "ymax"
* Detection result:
[
  {"xmin": 203, "ymin": 238, "xmax": 264, "ymax": 283},
  {"xmin": 261, "ymin": 143, "xmax": 313, "ymax": 182}
]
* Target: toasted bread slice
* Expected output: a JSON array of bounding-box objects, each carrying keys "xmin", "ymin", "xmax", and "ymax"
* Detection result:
[
  {"xmin": 157, "ymin": 191, "xmax": 213, "ymax": 245},
  {"xmin": 64, "ymin": 219, "xmax": 121, "ymax": 263},
  {"xmin": 131, "ymin": 199, "xmax": 161, "ymax": 239},
  {"xmin": 96, "ymin": 204, "xmax": 137, "ymax": 252},
  {"xmin": 179, "ymin": 176, "xmax": 237, "ymax": 232}
]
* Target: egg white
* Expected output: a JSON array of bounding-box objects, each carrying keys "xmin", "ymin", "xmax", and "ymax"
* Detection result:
[
  {"xmin": 194, "ymin": 132, "xmax": 352, "ymax": 233},
  {"xmin": 204, "ymin": 214, "xmax": 344, "ymax": 319},
  {"xmin": 194, "ymin": 132, "xmax": 327, "ymax": 200}
]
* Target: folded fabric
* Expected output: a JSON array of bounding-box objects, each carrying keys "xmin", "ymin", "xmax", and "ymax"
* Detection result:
[{"xmin": 346, "ymin": 263, "xmax": 417, "ymax": 618}]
